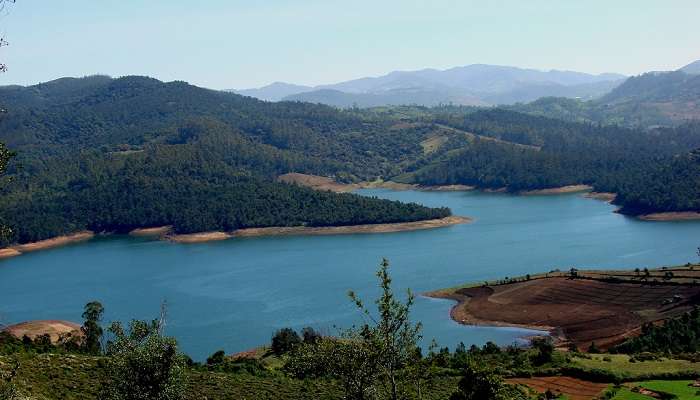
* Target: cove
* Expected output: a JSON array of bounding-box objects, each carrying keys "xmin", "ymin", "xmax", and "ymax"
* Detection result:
[{"xmin": 1, "ymin": 189, "xmax": 699, "ymax": 361}]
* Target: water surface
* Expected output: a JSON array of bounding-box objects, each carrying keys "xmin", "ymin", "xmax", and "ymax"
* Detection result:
[{"xmin": 1, "ymin": 190, "xmax": 699, "ymax": 360}]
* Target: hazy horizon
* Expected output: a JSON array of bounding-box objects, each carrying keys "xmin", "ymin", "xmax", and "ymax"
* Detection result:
[{"xmin": 0, "ymin": 0, "xmax": 699, "ymax": 90}]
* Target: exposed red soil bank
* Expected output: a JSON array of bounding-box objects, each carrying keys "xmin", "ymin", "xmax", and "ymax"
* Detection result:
[
  {"xmin": 430, "ymin": 274, "xmax": 700, "ymax": 350},
  {"xmin": 507, "ymin": 376, "xmax": 609, "ymax": 400}
]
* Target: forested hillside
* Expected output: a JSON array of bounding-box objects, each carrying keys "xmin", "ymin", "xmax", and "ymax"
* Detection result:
[
  {"xmin": 0, "ymin": 76, "xmax": 699, "ymax": 245},
  {"xmin": 0, "ymin": 77, "xmax": 449, "ymax": 245},
  {"xmin": 397, "ymin": 109, "xmax": 700, "ymax": 213},
  {"xmin": 510, "ymin": 70, "xmax": 700, "ymax": 127}
]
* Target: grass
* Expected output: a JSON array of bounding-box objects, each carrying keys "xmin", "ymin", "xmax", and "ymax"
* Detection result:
[
  {"xmin": 1, "ymin": 352, "xmax": 460, "ymax": 400},
  {"xmin": 571, "ymin": 354, "xmax": 700, "ymax": 378},
  {"xmin": 637, "ymin": 380, "xmax": 699, "ymax": 400},
  {"xmin": 610, "ymin": 387, "xmax": 654, "ymax": 400}
]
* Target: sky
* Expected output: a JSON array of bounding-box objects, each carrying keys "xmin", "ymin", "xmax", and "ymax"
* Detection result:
[{"xmin": 0, "ymin": 0, "xmax": 699, "ymax": 90}]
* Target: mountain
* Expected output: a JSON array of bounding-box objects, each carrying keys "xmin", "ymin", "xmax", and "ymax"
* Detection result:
[
  {"xmin": 284, "ymin": 88, "xmax": 487, "ymax": 108},
  {"xmin": 0, "ymin": 76, "xmax": 451, "ymax": 244},
  {"xmin": 680, "ymin": 59, "xmax": 700, "ymax": 75},
  {"xmin": 511, "ymin": 70, "xmax": 700, "ymax": 127},
  {"xmin": 231, "ymin": 82, "xmax": 313, "ymax": 101},
  {"xmin": 318, "ymin": 64, "xmax": 624, "ymax": 94},
  {"xmin": 1, "ymin": 76, "xmax": 698, "ymax": 246},
  {"xmin": 239, "ymin": 64, "xmax": 625, "ymax": 107}
]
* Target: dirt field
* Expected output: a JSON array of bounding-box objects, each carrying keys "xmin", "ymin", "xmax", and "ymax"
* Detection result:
[
  {"xmin": 521, "ymin": 185, "xmax": 593, "ymax": 195},
  {"xmin": 430, "ymin": 273, "xmax": 700, "ymax": 350},
  {"xmin": 3, "ymin": 320, "xmax": 82, "ymax": 343},
  {"xmin": 277, "ymin": 172, "xmax": 474, "ymax": 193},
  {"xmin": 507, "ymin": 376, "xmax": 609, "ymax": 400},
  {"xmin": 277, "ymin": 173, "xmax": 361, "ymax": 193}
]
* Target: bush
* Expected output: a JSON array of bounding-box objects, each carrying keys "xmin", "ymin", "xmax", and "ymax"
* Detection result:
[
  {"xmin": 206, "ymin": 350, "xmax": 226, "ymax": 365},
  {"xmin": 102, "ymin": 319, "xmax": 188, "ymax": 400},
  {"xmin": 271, "ymin": 328, "xmax": 301, "ymax": 355}
]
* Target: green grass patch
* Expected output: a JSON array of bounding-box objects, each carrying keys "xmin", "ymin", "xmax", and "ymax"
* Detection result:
[
  {"xmin": 611, "ymin": 387, "xmax": 654, "ymax": 400},
  {"xmin": 638, "ymin": 380, "xmax": 699, "ymax": 400},
  {"xmin": 572, "ymin": 354, "xmax": 700, "ymax": 379}
]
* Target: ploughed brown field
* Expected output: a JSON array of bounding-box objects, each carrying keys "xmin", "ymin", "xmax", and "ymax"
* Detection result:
[
  {"xmin": 506, "ymin": 376, "xmax": 608, "ymax": 400},
  {"xmin": 431, "ymin": 268, "xmax": 700, "ymax": 350}
]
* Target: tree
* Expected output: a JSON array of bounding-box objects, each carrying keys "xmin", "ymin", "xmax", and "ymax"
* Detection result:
[
  {"xmin": 449, "ymin": 363, "xmax": 526, "ymax": 400},
  {"xmin": 0, "ymin": 0, "xmax": 15, "ymax": 242},
  {"xmin": 271, "ymin": 328, "xmax": 301, "ymax": 355},
  {"xmin": 81, "ymin": 301, "xmax": 104, "ymax": 355},
  {"xmin": 102, "ymin": 316, "xmax": 187, "ymax": 400},
  {"xmin": 587, "ymin": 342, "xmax": 600, "ymax": 354},
  {"xmin": 0, "ymin": 0, "xmax": 15, "ymax": 74},
  {"xmin": 301, "ymin": 326, "xmax": 321, "ymax": 344},
  {"xmin": 568, "ymin": 268, "xmax": 578, "ymax": 279},
  {"xmin": 206, "ymin": 350, "xmax": 226, "ymax": 366},
  {"xmin": 285, "ymin": 337, "xmax": 380, "ymax": 400},
  {"xmin": 531, "ymin": 337, "xmax": 554, "ymax": 365},
  {"xmin": 348, "ymin": 258, "xmax": 423, "ymax": 400}
]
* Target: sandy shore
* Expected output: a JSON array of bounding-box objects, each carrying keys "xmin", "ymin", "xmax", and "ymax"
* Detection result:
[
  {"xmin": 129, "ymin": 226, "xmax": 173, "ymax": 236},
  {"xmin": 3, "ymin": 320, "xmax": 82, "ymax": 343},
  {"xmin": 521, "ymin": 184, "xmax": 593, "ymax": 195},
  {"xmin": 0, "ymin": 248, "xmax": 21, "ymax": 259},
  {"xmin": 0, "ymin": 231, "xmax": 95, "ymax": 259},
  {"xmin": 166, "ymin": 216, "xmax": 471, "ymax": 243},
  {"xmin": 637, "ymin": 211, "xmax": 700, "ymax": 221},
  {"xmin": 583, "ymin": 192, "xmax": 617, "ymax": 203},
  {"xmin": 166, "ymin": 231, "xmax": 232, "ymax": 243},
  {"xmin": 234, "ymin": 216, "xmax": 471, "ymax": 238}
]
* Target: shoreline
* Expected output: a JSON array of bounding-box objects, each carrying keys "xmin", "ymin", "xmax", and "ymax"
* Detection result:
[
  {"xmin": 637, "ymin": 211, "xmax": 700, "ymax": 221},
  {"xmin": 129, "ymin": 226, "xmax": 173, "ymax": 236},
  {"xmin": 0, "ymin": 231, "xmax": 95, "ymax": 259},
  {"xmin": 425, "ymin": 266, "xmax": 700, "ymax": 350},
  {"xmin": 168, "ymin": 215, "xmax": 472, "ymax": 243},
  {"xmin": 1, "ymin": 216, "xmax": 471, "ymax": 255},
  {"xmin": 424, "ymin": 290, "xmax": 557, "ymax": 338},
  {"xmin": 582, "ymin": 191, "xmax": 617, "ymax": 203}
]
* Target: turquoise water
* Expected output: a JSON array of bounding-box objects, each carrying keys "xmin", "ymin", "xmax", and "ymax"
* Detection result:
[{"xmin": 1, "ymin": 190, "xmax": 699, "ymax": 360}]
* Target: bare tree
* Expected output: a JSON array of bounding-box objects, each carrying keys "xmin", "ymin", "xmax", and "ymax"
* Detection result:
[{"xmin": 0, "ymin": 0, "xmax": 15, "ymax": 73}]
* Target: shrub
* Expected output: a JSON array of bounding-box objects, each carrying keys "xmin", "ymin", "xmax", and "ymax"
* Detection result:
[
  {"xmin": 102, "ymin": 319, "xmax": 188, "ymax": 400},
  {"xmin": 271, "ymin": 328, "xmax": 301, "ymax": 355}
]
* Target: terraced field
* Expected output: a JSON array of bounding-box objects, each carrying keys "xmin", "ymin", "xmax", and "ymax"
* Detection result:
[
  {"xmin": 432, "ymin": 269, "xmax": 700, "ymax": 349},
  {"xmin": 507, "ymin": 376, "xmax": 609, "ymax": 400}
]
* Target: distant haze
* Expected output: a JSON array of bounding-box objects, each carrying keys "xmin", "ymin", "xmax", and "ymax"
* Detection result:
[
  {"xmin": 233, "ymin": 64, "xmax": 627, "ymax": 106},
  {"xmin": 0, "ymin": 1, "xmax": 699, "ymax": 89}
]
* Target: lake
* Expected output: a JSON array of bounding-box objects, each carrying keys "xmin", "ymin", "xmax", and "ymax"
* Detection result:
[{"xmin": 1, "ymin": 189, "xmax": 699, "ymax": 360}]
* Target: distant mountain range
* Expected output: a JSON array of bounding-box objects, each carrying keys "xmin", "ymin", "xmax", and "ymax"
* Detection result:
[
  {"xmin": 681, "ymin": 60, "xmax": 700, "ymax": 75},
  {"xmin": 511, "ymin": 60, "xmax": 700, "ymax": 127},
  {"xmin": 230, "ymin": 64, "xmax": 626, "ymax": 107}
]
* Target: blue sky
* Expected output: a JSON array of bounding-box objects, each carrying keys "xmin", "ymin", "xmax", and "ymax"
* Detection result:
[{"xmin": 1, "ymin": 0, "xmax": 699, "ymax": 89}]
